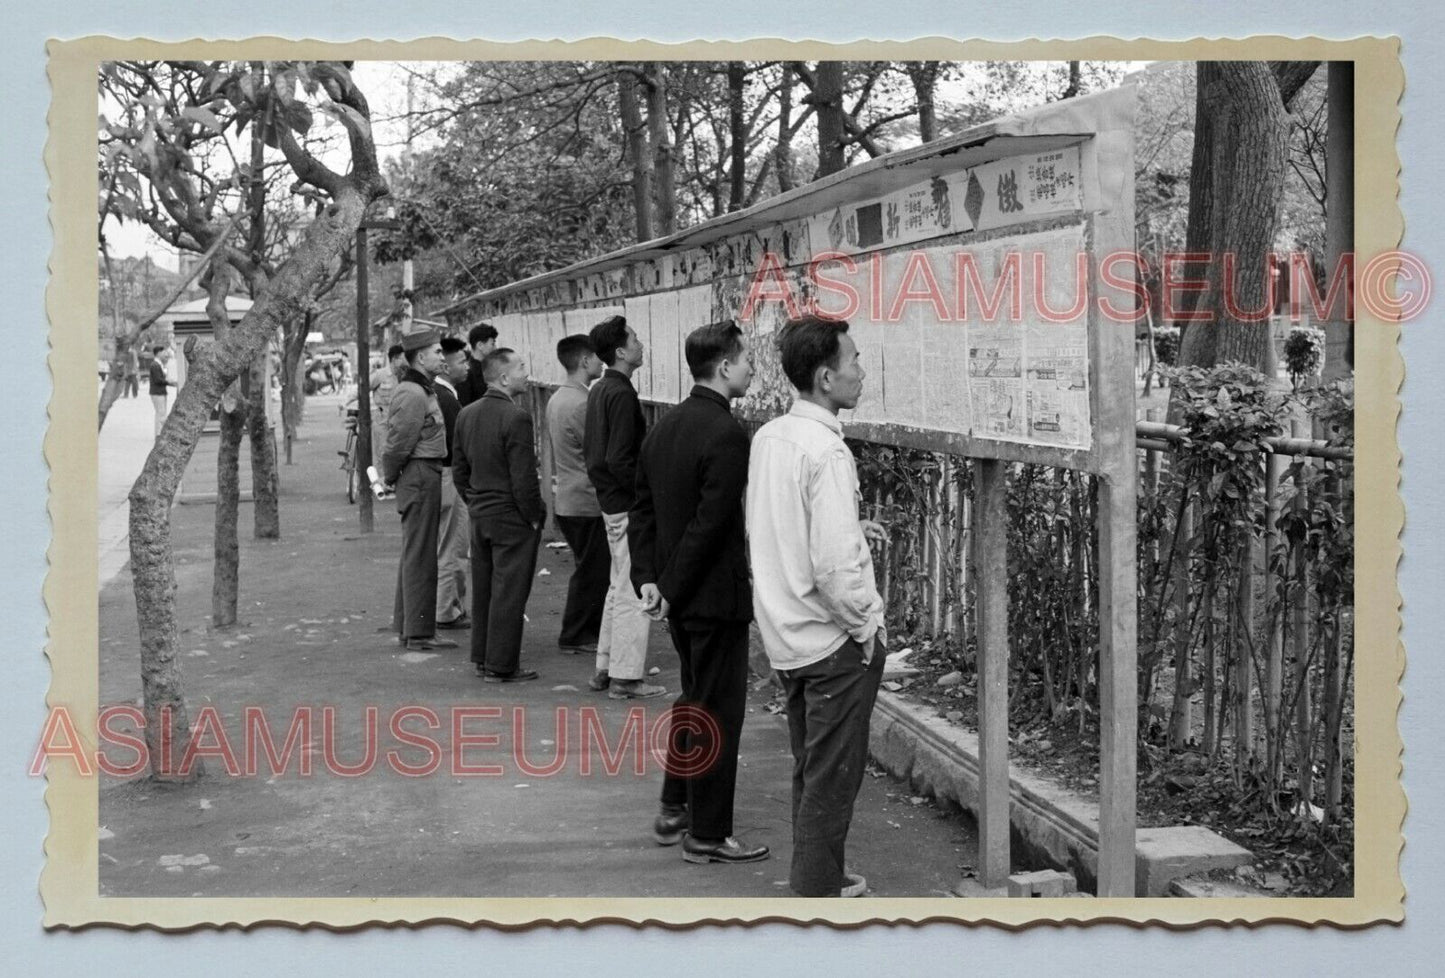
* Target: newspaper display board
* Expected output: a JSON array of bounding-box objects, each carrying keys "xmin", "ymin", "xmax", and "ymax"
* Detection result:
[{"xmin": 441, "ymin": 107, "xmax": 1132, "ymax": 476}]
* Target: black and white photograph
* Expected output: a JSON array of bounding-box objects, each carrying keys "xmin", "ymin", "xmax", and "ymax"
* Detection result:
[{"xmin": 35, "ymin": 35, "xmax": 1405, "ymax": 931}]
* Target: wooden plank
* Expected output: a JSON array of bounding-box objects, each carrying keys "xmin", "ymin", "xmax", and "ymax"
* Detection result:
[{"xmin": 972, "ymin": 457, "xmax": 1010, "ymax": 889}]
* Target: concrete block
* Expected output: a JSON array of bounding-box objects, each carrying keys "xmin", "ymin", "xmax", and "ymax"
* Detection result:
[
  {"xmin": 951, "ymin": 877, "xmax": 1009, "ymax": 898},
  {"xmin": 1169, "ymin": 876, "xmax": 1273, "ymax": 899},
  {"xmin": 1135, "ymin": 826, "xmax": 1253, "ymax": 897}
]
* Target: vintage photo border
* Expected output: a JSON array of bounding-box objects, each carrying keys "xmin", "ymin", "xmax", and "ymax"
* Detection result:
[{"xmin": 41, "ymin": 34, "xmax": 1404, "ymax": 929}]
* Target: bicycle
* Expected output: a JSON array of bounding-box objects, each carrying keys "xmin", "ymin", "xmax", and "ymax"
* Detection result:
[{"xmin": 339, "ymin": 405, "xmax": 359, "ymax": 504}]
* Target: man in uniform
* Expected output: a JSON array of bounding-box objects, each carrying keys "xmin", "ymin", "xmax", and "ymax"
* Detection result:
[{"xmin": 381, "ymin": 329, "xmax": 454, "ymax": 652}]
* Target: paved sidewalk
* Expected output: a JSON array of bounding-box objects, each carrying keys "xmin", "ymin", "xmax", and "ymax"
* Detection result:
[{"xmin": 97, "ymin": 396, "xmax": 976, "ymax": 899}]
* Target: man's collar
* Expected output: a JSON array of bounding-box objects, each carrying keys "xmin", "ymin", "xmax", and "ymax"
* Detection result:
[
  {"xmin": 434, "ymin": 375, "xmax": 457, "ymax": 395},
  {"xmin": 603, "ymin": 367, "xmax": 633, "ymax": 387},
  {"xmin": 401, "ymin": 367, "xmax": 434, "ymax": 391},
  {"xmin": 689, "ymin": 385, "xmax": 732, "ymax": 411},
  {"xmin": 482, "ymin": 386, "xmax": 514, "ymax": 403},
  {"xmin": 788, "ymin": 397, "xmax": 843, "ymax": 435}
]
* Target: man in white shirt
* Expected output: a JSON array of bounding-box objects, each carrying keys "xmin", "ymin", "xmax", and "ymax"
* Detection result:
[{"xmin": 745, "ymin": 314, "xmax": 888, "ymax": 898}]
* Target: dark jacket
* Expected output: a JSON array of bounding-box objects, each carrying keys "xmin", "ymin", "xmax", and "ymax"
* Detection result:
[
  {"xmin": 380, "ymin": 368, "xmax": 447, "ymax": 484},
  {"xmin": 452, "ymin": 388, "xmax": 545, "ymax": 525},
  {"xmin": 629, "ymin": 385, "xmax": 751, "ymax": 623},
  {"xmin": 584, "ymin": 368, "xmax": 646, "ymax": 515},
  {"xmin": 435, "ymin": 379, "xmax": 461, "ymax": 466},
  {"xmin": 455, "ymin": 357, "xmax": 488, "ymax": 407}
]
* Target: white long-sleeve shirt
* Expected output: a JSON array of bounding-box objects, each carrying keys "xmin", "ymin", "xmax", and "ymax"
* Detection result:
[{"xmin": 746, "ymin": 399, "xmax": 885, "ymax": 670}]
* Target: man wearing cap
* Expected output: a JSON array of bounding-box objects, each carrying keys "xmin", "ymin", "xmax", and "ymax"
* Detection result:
[{"xmin": 382, "ymin": 329, "xmax": 455, "ymax": 652}]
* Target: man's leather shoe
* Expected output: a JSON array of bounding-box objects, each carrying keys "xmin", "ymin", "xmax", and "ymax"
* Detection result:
[
  {"xmin": 558, "ymin": 643, "xmax": 598, "ymax": 655},
  {"xmin": 404, "ymin": 636, "xmax": 457, "ymax": 650},
  {"xmin": 608, "ymin": 679, "xmax": 667, "ymax": 700},
  {"xmin": 480, "ymin": 668, "xmax": 539, "ymax": 684},
  {"xmin": 653, "ymin": 805, "xmax": 689, "ymax": 846},
  {"xmin": 681, "ymin": 834, "xmax": 770, "ymax": 865},
  {"xmin": 587, "ymin": 670, "xmax": 611, "ymax": 691},
  {"xmin": 436, "ymin": 615, "xmax": 471, "ymax": 630}
]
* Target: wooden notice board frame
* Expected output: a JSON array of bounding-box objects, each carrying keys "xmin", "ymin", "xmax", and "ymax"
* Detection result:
[{"xmin": 441, "ymin": 86, "xmax": 1140, "ymax": 896}]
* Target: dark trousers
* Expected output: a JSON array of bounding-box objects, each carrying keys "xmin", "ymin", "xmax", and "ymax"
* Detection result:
[
  {"xmin": 391, "ymin": 460, "xmax": 442, "ymax": 640},
  {"xmin": 776, "ymin": 636, "xmax": 885, "ymax": 896},
  {"xmin": 554, "ymin": 514, "xmax": 609, "ymax": 648},
  {"xmin": 469, "ymin": 510, "xmax": 542, "ymax": 675},
  {"xmin": 659, "ymin": 618, "xmax": 750, "ymax": 840}
]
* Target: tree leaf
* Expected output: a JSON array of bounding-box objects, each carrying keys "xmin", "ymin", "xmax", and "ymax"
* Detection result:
[{"xmin": 181, "ymin": 105, "xmax": 224, "ymax": 133}]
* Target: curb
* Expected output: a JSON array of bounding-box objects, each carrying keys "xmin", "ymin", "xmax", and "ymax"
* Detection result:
[{"xmin": 868, "ymin": 690, "xmax": 1254, "ymax": 896}]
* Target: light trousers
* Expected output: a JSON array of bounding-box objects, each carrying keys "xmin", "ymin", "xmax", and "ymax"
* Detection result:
[{"xmin": 597, "ymin": 511, "xmax": 651, "ymax": 681}]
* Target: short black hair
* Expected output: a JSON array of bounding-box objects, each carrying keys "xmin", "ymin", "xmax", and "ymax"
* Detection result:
[
  {"xmin": 387, "ymin": 343, "xmax": 405, "ymax": 360},
  {"xmin": 481, "ymin": 347, "xmax": 518, "ymax": 385},
  {"xmin": 440, "ymin": 336, "xmax": 467, "ymax": 355},
  {"xmin": 685, "ymin": 321, "xmax": 744, "ymax": 380},
  {"xmin": 468, "ymin": 322, "xmax": 499, "ymax": 347},
  {"xmin": 588, "ymin": 315, "xmax": 630, "ymax": 367},
  {"xmin": 778, "ymin": 315, "xmax": 850, "ymax": 393},
  {"xmin": 556, "ymin": 333, "xmax": 596, "ymax": 373},
  {"xmin": 151, "ymin": 345, "xmax": 166, "ymax": 356}
]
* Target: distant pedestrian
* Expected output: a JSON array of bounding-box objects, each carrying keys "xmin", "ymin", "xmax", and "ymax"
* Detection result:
[
  {"xmin": 452, "ymin": 348, "xmax": 545, "ymax": 683},
  {"xmin": 544, "ymin": 334, "xmax": 607, "ymax": 655},
  {"xmin": 583, "ymin": 315, "xmax": 665, "ymax": 700},
  {"xmin": 746, "ymin": 315, "xmax": 888, "ymax": 898},
  {"xmin": 147, "ymin": 345, "xmax": 175, "ymax": 438},
  {"xmin": 455, "ymin": 322, "xmax": 498, "ymax": 406},
  {"xmin": 630, "ymin": 320, "xmax": 768, "ymax": 865},
  {"xmin": 434, "ymin": 337, "xmax": 471, "ymax": 630},
  {"xmin": 381, "ymin": 330, "xmax": 454, "ymax": 652},
  {"xmin": 123, "ymin": 344, "xmax": 139, "ymax": 398}
]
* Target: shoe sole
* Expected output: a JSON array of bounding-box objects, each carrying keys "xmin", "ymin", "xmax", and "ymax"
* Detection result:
[
  {"xmin": 482, "ymin": 675, "xmax": 538, "ymax": 683},
  {"xmin": 654, "ymin": 830, "xmax": 685, "ymax": 846},
  {"xmin": 682, "ymin": 849, "xmax": 770, "ymax": 865}
]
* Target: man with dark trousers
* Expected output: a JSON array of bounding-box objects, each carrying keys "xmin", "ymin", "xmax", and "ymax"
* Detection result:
[
  {"xmin": 452, "ymin": 348, "xmax": 544, "ymax": 683},
  {"xmin": 630, "ymin": 321, "xmax": 770, "ymax": 866},
  {"xmin": 455, "ymin": 322, "xmax": 498, "ymax": 406},
  {"xmin": 382, "ymin": 329, "xmax": 456, "ymax": 652},
  {"xmin": 545, "ymin": 333, "xmax": 607, "ymax": 654},
  {"xmin": 746, "ymin": 315, "xmax": 888, "ymax": 898}
]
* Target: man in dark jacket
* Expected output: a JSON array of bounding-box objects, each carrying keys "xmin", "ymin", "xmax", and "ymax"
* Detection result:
[
  {"xmin": 455, "ymin": 322, "xmax": 498, "ymax": 406},
  {"xmin": 382, "ymin": 330, "xmax": 453, "ymax": 651},
  {"xmin": 453, "ymin": 348, "xmax": 544, "ymax": 682},
  {"xmin": 629, "ymin": 320, "xmax": 769, "ymax": 866},
  {"xmin": 583, "ymin": 315, "xmax": 665, "ymax": 700}
]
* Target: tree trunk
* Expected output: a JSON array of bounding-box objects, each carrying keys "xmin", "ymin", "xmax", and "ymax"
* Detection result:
[
  {"xmin": 814, "ymin": 62, "xmax": 846, "ymax": 178},
  {"xmin": 246, "ymin": 77, "xmax": 282, "ymax": 540},
  {"xmin": 209, "ymin": 259, "xmax": 245, "ymax": 630},
  {"xmin": 1173, "ymin": 62, "xmax": 1292, "ymax": 378},
  {"xmin": 128, "ymin": 179, "xmax": 378, "ymax": 781},
  {"xmin": 908, "ymin": 61, "xmax": 940, "ymax": 142},
  {"xmin": 618, "ymin": 66, "xmax": 652, "ymax": 242},
  {"xmin": 645, "ymin": 63, "xmax": 676, "ymax": 236},
  {"xmin": 727, "ymin": 62, "xmax": 747, "ymax": 212},
  {"xmin": 247, "ymin": 352, "xmax": 280, "ymax": 538},
  {"xmin": 280, "ymin": 312, "xmax": 309, "ymax": 464},
  {"xmin": 775, "ymin": 64, "xmax": 796, "ymax": 193},
  {"xmin": 1061, "ymin": 61, "xmax": 1082, "ymax": 100}
]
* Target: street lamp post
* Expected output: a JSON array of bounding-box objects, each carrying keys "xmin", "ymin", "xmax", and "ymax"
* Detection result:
[{"xmin": 355, "ymin": 207, "xmax": 401, "ymax": 534}]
